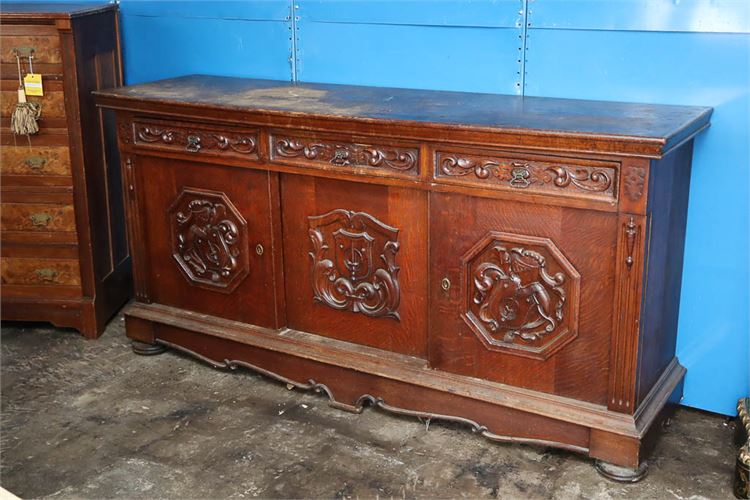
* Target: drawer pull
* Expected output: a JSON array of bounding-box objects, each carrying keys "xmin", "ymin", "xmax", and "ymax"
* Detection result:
[
  {"xmin": 509, "ymin": 163, "xmax": 531, "ymax": 189},
  {"xmin": 186, "ymin": 135, "xmax": 202, "ymax": 152},
  {"xmin": 12, "ymin": 46, "xmax": 36, "ymax": 58},
  {"xmin": 34, "ymin": 268, "xmax": 58, "ymax": 283},
  {"xmin": 255, "ymin": 243, "xmax": 264, "ymax": 256},
  {"xmin": 29, "ymin": 213, "xmax": 53, "ymax": 226},
  {"xmin": 441, "ymin": 277, "xmax": 451, "ymax": 291},
  {"xmin": 24, "ymin": 156, "xmax": 47, "ymax": 172}
]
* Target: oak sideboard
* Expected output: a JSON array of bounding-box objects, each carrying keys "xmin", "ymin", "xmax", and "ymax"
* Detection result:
[{"xmin": 95, "ymin": 75, "xmax": 711, "ymax": 481}]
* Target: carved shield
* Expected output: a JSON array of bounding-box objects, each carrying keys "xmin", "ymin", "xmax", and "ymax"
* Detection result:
[{"xmin": 333, "ymin": 228, "xmax": 374, "ymax": 282}]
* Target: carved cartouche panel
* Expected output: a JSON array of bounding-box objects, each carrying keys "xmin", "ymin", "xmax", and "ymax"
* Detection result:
[
  {"xmin": 132, "ymin": 119, "xmax": 259, "ymax": 159},
  {"xmin": 435, "ymin": 151, "xmax": 618, "ymax": 202},
  {"xmin": 308, "ymin": 209, "xmax": 401, "ymax": 320},
  {"xmin": 169, "ymin": 187, "xmax": 249, "ymax": 293},
  {"xmin": 271, "ymin": 133, "xmax": 419, "ymax": 176},
  {"xmin": 462, "ymin": 232, "xmax": 580, "ymax": 359}
]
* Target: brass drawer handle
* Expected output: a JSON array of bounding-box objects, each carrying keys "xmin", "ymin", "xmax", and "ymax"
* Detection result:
[
  {"xmin": 441, "ymin": 277, "xmax": 451, "ymax": 291},
  {"xmin": 24, "ymin": 156, "xmax": 47, "ymax": 172},
  {"xmin": 29, "ymin": 213, "xmax": 53, "ymax": 227},
  {"xmin": 255, "ymin": 243, "xmax": 264, "ymax": 256},
  {"xmin": 186, "ymin": 135, "xmax": 202, "ymax": 153},
  {"xmin": 12, "ymin": 46, "xmax": 36, "ymax": 58},
  {"xmin": 34, "ymin": 268, "xmax": 58, "ymax": 283}
]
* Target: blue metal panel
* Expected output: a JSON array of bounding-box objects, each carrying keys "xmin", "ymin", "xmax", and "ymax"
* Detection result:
[
  {"xmin": 296, "ymin": 0, "xmax": 523, "ymax": 93},
  {"xmin": 525, "ymin": 26, "xmax": 750, "ymax": 415},
  {"xmin": 529, "ymin": 0, "xmax": 750, "ymax": 33}
]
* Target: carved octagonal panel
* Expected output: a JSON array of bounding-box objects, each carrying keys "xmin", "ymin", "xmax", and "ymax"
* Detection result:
[
  {"xmin": 169, "ymin": 187, "xmax": 249, "ymax": 293},
  {"xmin": 461, "ymin": 231, "xmax": 580, "ymax": 359}
]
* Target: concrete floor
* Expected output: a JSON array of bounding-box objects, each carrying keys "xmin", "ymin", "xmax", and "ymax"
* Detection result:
[{"xmin": 0, "ymin": 311, "xmax": 738, "ymax": 499}]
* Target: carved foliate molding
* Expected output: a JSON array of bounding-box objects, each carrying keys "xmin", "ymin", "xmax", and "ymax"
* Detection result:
[
  {"xmin": 623, "ymin": 166, "xmax": 647, "ymax": 201},
  {"xmin": 308, "ymin": 209, "xmax": 401, "ymax": 320},
  {"xmin": 462, "ymin": 232, "xmax": 580, "ymax": 359},
  {"xmin": 436, "ymin": 152, "xmax": 617, "ymax": 201},
  {"xmin": 169, "ymin": 188, "xmax": 249, "ymax": 293},
  {"xmin": 132, "ymin": 121, "xmax": 259, "ymax": 158},
  {"xmin": 272, "ymin": 134, "xmax": 419, "ymax": 174}
]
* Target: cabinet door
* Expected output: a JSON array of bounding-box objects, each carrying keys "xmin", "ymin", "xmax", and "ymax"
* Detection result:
[
  {"xmin": 430, "ymin": 192, "xmax": 617, "ymax": 405},
  {"xmin": 138, "ymin": 156, "xmax": 282, "ymax": 329},
  {"xmin": 281, "ymin": 175, "xmax": 428, "ymax": 358}
]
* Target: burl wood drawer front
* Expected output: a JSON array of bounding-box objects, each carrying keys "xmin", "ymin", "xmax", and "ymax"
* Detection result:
[
  {"xmin": 433, "ymin": 147, "xmax": 619, "ymax": 205},
  {"xmin": 138, "ymin": 156, "xmax": 280, "ymax": 328},
  {"xmin": 0, "ymin": 146, "xmax": 71, "ymax": 178},
  {"xmin": 429, "ymin": 191, "xmax": 617, "ymax": 405},
  {"xmin": 269, "ymin": 131, "xmax": 420, "ymax": 179},
  {"xmin": 0, "ymin": 83, "xmax": 66, "ymax": 120},
  {"xmin": 281, "ymin": 175, "xmax": 428, "ymax": 357},
  {"xmin": 0, "ymin": 29, "xmax": 62, "ymax": 65},
  {"xmin": 128, "ymin": 118, "xmax": 260, "ymax": 162},
  {"xmin": 1, "ymin": 203, "xmax": 76, "ymax": 232},
  {"xmin": 1, "ymin": 257, "xmax": 81, "ymax": 286}
]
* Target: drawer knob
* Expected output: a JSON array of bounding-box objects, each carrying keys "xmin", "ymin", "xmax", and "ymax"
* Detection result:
[
  {"xmin": 255, "ymin": 243, "xmax": 264, "ymax": 256},
  {"xmin": 29, "ymin": 213, "xmax": 53, "ymax": 226},
  {"xmin": 34, "ymin": 268, "xmax": 58, "ymax": 283},
  {"xmin": 441, "ymin": 277, "xmax": 451, "ymax": 291},
  {"xmin": 186, "ymin": 135, "xmax": 202, "ymax": 153},
  {"xmin": 24, "ymin": 156, "xmax": 47, "ymax": 172}
]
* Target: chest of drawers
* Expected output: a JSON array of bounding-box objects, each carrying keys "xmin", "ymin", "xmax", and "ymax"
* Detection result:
[
  {"xmin": 95, "ymin": 75, "xmax": 711, "ymax": 479},
  {"xmin": 0, "ymin": 3, "xmax": 130, "ymax": 338}
]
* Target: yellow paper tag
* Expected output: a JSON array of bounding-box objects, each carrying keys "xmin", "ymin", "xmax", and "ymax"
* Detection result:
[{"xmin": 23, "ymin": 73, "xmax": 43, "ymax": 96}]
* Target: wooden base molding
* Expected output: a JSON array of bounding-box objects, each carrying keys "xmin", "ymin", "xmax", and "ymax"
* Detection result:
[{"xmin": 127, "ymin": 302, "xmax": 684, "ymax": 469}]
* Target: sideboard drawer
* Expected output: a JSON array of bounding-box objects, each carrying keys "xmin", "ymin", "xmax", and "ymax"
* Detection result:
[
  {"xmin": 1, "ymin": 202, "xmax": 76, "ymax": 233},
  {"xmin": 0, "ymin": 87, "xmax": 66, "ymax": 120},
  {"xmin": 1, "ymin": 257, "xmax": 81, "ymax": 286},
  {"xmin": 433, "ymin": 147, "xmax": 619, "ymax": 205},
  {"xmin": 269, "ymin": 130, "xmax": 420, "ymax": 179},
  {"xmin": 128, "ymin": 118, "xmax": 260, "ymax": 162}
]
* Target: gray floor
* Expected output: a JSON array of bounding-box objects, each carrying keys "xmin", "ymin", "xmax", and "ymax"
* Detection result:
[{"xmin": 0, "ymin": 311, "xmax": 738, "ymax": 499}]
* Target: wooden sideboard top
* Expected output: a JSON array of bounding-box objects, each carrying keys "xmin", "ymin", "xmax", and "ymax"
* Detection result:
[
  {"xmin": 95, "ymin": 75, "xmax": 712, "ymax": 157},
  {"xmin": 0, "ymin": 2, "xmax": 116, "ymax": 19}
]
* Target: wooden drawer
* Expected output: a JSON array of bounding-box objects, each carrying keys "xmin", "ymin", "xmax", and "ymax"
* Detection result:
[
  {"xmin": 269, "ymin": 130, "xmax": 420, "ymax": 178},
  {"xmin": 0, "ymin": 146, "xmax": 71, "ymax": 177},
  {"xmin": 127, "ymin": 117, "xmax": 260, "ymax": 161},
  {"xmin": 1, "ymin": 257, "xmax": 81, "ymax": 286},
  {"xmin": 0, "ymin": 87, "xmax": 66, "ymax": 120},
  {"xmin": 1, "ymin": 202, "xmax": 76, "ymax": 232},
  {"xmin": 432, "ymin": 147, "xmax": 619, "ymax": 205},
  {"xmin": 0, "ymin": 29, "xmax": 62, "ymax": 65}
]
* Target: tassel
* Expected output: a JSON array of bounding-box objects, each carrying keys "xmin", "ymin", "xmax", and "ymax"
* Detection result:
[{"xmin": 11, "ymin": 53, "xmax": 41, "ymax": 137}]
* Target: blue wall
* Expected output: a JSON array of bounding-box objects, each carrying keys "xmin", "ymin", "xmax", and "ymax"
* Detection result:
[{"xmin": 16, "ymin": 0, "xmax": 749, "ymax": 415}]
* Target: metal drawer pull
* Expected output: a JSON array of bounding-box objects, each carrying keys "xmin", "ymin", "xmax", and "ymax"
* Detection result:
[
  {"xmin": 255, "ymin": 244, "xmax": 264, "ymax": 256},
  {"xmin": 29, "ymin": 213, "xmax": 53, "ymax": 226},
  {"xmin": 441, "ymin": 277, "xmax": 451, "ymax": 291},
  {"xmin": 186, "ymin": 135, "xmax": 202, "ymax": 152},
  {"xmin": 34, "ymin": 268, "xmax": 58, "ymax": 283},
  {"xmin": 24, "ymin": 156, "xmax": 47, "ymax": 171},
  {"xmin": 12, "ymin": 46, "xmax": 36, "ymax": 58}
]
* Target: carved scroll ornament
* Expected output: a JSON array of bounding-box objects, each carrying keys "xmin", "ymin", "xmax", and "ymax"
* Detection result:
[{"xmin": 308, "ymin": 209, "xmax": 401, "ymax": 320}]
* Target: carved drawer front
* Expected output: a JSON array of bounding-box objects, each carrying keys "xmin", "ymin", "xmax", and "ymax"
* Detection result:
[
  {"xmin": 433, "ymin": 148, "xmax": 619, "ymax": 204},
  {"xmin": 0, "ymin": 146, "xmax": 71, "ymax": 178},
  {"xmin": 128, "ymin": 118, "xmax": 260, "ymax": 161},
  {"xmin": 0, "ymin": 33, "xmax": 62, "ymax": 64},
  {"xmin": 270, "ymin": 131, "xmax": 420, "ymax": 178},
  {"xmin": 1, "ymin": 257, "xmax": 81, "ymax": 286},
  {"xmin": 1, "ymin": 203, "xmax": 76, "ymax": 233}
]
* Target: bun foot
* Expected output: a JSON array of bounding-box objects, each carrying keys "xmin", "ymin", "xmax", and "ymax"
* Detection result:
[
  {"xmin": 131, "ymin": 340, "xmax": 166, "ymax": 356},
  {"xmin": 595, "ymin": 460, "xmax": 648, "ymax": 483}
]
